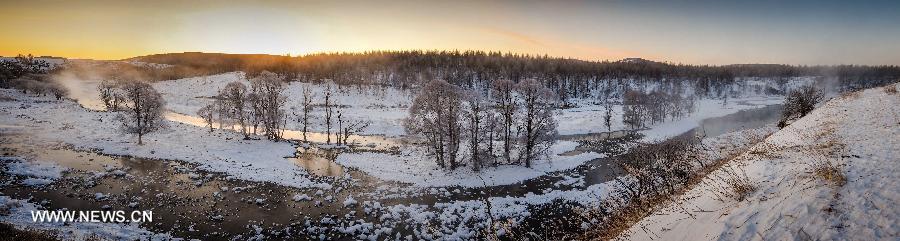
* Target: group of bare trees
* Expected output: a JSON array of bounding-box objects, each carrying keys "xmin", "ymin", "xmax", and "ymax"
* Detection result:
[
  {"xmin": 405, "ymin": 79, "xmax": 559, "ymax": 171},
  {"xmin": 0, "ymin": 54, "xmax": 67, "ymax": 99},
  {"xmin": 299, "ymin": 83, "xmax": 372, "ymax": 145},
  {"xmin": 98, "ymin": 80, "xmax": 125, "ymax": 111},
  {"xmin": 622, "ymin": 89, "xmax": 696, "ymax": 129},
  {"xmin": 6, "ymin": 74, "xmax": 69, "ymax": 100},
  {"xmin": 198, "ymin": 72, "xmax": 287, "ymax": 140},
  {"xmin": 198, "ymin": 73, "xmax": 370, "ymax": 144},
  {"xmin": 97, "ymin": 80, "xmax": 166, "ymax": 145},
  {"xmin": 1, "ymin": 54, "xmax": 51, "ymax": 84}
]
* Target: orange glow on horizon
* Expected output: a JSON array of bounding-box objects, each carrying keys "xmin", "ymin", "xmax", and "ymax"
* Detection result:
[{"xmin": 2, "ymin": 1, "xmax": 898, "ymax": 65}]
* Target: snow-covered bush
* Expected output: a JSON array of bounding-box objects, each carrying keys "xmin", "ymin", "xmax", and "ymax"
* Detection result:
[{"xmin": 778, "ymin": 85, "xmax": 823, "ymax": 128}]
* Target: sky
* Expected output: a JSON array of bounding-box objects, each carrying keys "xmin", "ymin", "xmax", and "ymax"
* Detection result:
[{"xmin": 1, "ymin": 0, "xmax": 899, "ymax": 65}]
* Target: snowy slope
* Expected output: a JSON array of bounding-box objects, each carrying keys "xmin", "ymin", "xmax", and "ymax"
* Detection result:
[
  {"xmin": 0, "ymin": 89, "xmax": 329, "ymax": 189},
  {"xmin": 619, "ymin": 84, "xmax": 899, "ymax": 240}
]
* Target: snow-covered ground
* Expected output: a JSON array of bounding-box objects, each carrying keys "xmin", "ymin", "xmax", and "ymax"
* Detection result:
[
  {"xmin": 336, "ymin": 141, "xmax": 603, "ymax": 187},
  {"xmin": 1, "ymin": 156, "xmax": 65, "ymax": 187},
  {"xmin": 0, "ymin": 89, "xmax": 329, "ymax": 189},
  {"xmin": 620, "ymin": 83, "xmax": 899, "ymax": 240}
]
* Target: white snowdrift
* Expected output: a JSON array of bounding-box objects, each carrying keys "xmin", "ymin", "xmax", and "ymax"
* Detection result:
[{"xmin": 620, "ymin": 84, "xmax": 900, "ymax": 241}]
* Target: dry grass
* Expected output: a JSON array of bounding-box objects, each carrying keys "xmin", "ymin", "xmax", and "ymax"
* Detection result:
[
  {"xmin": 810, "ymin": 159, "xmax": 846, "ymax": 187},
  {"xmin": 884, "ymin": 85, "xmax": 898, "ymax": 95},
  {"xmin": 840, "ymin": 90, "xmax": 862, "ymax": 99},
  {"xmin": 726, "ymin": 175, "xmax": 757, "ymax": 202},
  {"xmin": 710, "ymin": 165, "xmax": 757, "ymax": 202},
  {"xmin": 577, "ymin": 144, "xmax": 764, "ymax": 240}
]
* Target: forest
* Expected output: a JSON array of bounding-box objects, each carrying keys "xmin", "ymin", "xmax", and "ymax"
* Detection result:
[{"xmin": 129, "ymin": 51, "xmax": 900, "ymax": 95}]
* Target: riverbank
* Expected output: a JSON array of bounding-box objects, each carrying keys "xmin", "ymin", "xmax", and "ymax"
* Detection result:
[{"xmin": 619, "ymin": 83, "xmax": 900, "ymax": 240}]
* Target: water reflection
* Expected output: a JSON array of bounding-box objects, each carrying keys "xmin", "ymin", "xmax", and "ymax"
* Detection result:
[
  {"xmin": 288, "ymin": 151, "xmax": 345, "ymax": 177},
  {"xmin": 164, "ymin": 112, "xmax": 401, "ymax": 150}
]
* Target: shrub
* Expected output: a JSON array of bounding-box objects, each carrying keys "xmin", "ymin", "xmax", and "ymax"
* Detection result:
[
  {"xmin": 778, "ymin": 85, "xmax": 823, "ymax": 128},
  {"xmin": 711, "ymin": 165, "xmax": 756, "ymax": 202}
]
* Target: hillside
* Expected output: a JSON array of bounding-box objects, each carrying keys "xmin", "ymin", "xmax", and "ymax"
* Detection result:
[{"xmin": 618, "ymin": 83, "xmax": 899, "ymax": 240}]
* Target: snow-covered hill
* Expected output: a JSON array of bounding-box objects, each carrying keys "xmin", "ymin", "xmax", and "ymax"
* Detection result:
[{"xmin": 619, "ymin": 83, "xmax": 899, "ymax": 240}]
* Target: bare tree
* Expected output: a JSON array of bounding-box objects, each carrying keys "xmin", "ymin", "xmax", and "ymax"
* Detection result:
[
  {"xmin": 515, "ymin": 79, "xmax": 559, "ymax": 167},
  {"xmin": 622, "ymin": 90, "xmax": 647, "ymax": 129},
  {"xmin": 119, "ymin": 82, "xmax": 165, "ymax": 145},
  {"xmin": 246, "ymin": 92, "xmax": 263, "ymax": 134},
  {"xmin": 297, "ymin": 86, "xmax": 314, "ymax": 142},
  {"xmin": 464, "ymin": 90, "xmax": 490, "ymax": 171},
  {"xmin": 214, "ymin": 98, "xmax": 231, "ymax": 129},
  {"xmin": 98, "ymin": 80, "xmax": 124, "ymax": 111},
  {"xmin": 603, "ymin": 101, "xmax": 614, "ymax": 131},
  {"xmin": 484, "ymin": 108, "xmax": 500, "ymax": 166},
  {"xmin": 219, "ymin": 81, "xmax": 249, "ymax": 138},
  {"xmin": 340, "ymin": 119, "xmax": 371, "ymax": 145},
  {"xmin": 336, "ymin": 110, "xmax": 344, "ymax": 145},
  {"xmin": 405, "ymin": 80, "xmax": 465, "ymax": 170},
  {"xmin": 250, "ymin": 71, "xmax": 287, "ymax": 140},
  {"xmin": 323, "ymin": 84, "xmax": 334, "ymax": 144},
  {"xmin": 197, "ymin": 104, "xmax": 215, "ymax": 132},
  {"xmin": 491, "ymin": 79, "xmax": 517, "ymax": 164}
]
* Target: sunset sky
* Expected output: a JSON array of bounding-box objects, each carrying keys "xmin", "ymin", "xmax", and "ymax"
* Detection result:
[{"xmin": 1, "ymin": 0, "xmax": 899, "ymax": 65}]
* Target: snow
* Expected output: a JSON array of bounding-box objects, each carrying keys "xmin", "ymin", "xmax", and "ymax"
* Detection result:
[
  {"xmin": 125, "ymin": 61, "xmax": 173, "ymax": 69},
  {"xmin": 0, "ymin": 89, "xmax": 330, "ymax": 189},
  {"xmin": 292, "ymin": 194, "xmax": 312, "ymax": 202},
  {"xmin": 0, "ymin": 195, "xmax": 176, "ymax": 240},
  {"xmin": 620, "ymin": 83, "xmax": 900, "ymax": 241},
  {"xmin": 336, "ymin": 141, "xmax": 603, "ymax": 187},
  {"xmin": 1, "ymin": 156, "xmax": 64, "ymax": 187},
  {"xmin": 343, "ymin": 196, "xmax": 358, "ymax": 207},
  {"xmin": 20, "ymin": 178, "xmax": 54, "ymax": 186},
  {"xmin": 2, "ymin": 156, "xmax": 65, "ymax": 179}
]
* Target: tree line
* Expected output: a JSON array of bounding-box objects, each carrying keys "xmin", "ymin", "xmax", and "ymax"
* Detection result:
[{"xmin": 131, "ymin": 51, "xmax": 900, "ymax": 99}]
